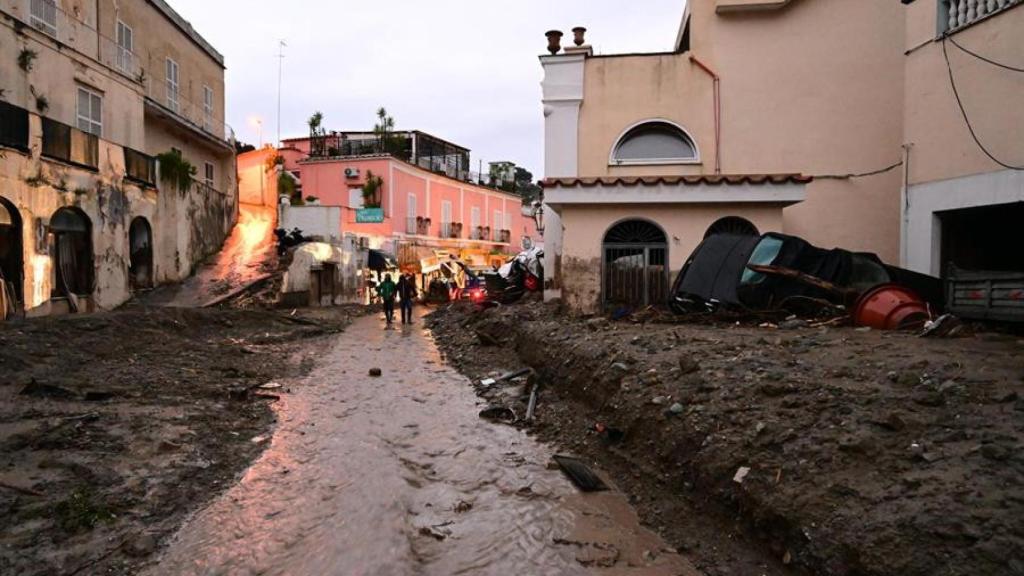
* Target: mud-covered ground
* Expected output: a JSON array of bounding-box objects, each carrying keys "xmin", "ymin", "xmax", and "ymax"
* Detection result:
[
  {"xmin": 428, "ymin": 299, "xmax": 1024, "ymax": 576},
  {"xmin": 0, "ymin": 304, "xmax": 363, "ymax": 576}
]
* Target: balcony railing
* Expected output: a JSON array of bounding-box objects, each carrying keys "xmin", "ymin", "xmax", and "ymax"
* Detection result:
[
  {"xmin": 143, "ymin": 78, "xmax": 235, "ymax": 146},
  {"xmin": 470, "ymin": 226, "xmax": 492, "ymax": 241},
  {"xmin": 944, "ymin": 0, "xmax": 1022, "ymax": 31},
  {"xmin": 42, "ymin": 117, "xmax": 98, "ymax": 169},
  {"xmin": 440, "ymin": 222, "xmax": 462, "ymax": 239},
  {"xmin": 406, "ymin": 217, "xmax": 432, "ymax": 235},
  {"xmin": 493, "ymin": 229, "xmax": 512, "ymax": 244},
  {"xmin": 0, "ymin": 101, "xmax": 30, "ymax": 151},
  {"xmin": 97, "ymin": 34, "xmax": 144, "ymax": 82},
  {"xmin": 124, "ymin": 148, "xmax": 156, "ymax": 186}
]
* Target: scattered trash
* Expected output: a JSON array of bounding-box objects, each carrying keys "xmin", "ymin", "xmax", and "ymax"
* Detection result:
[
  {"xmin": 525, "ymin": 383, "xmax": 540, "ymax": 421},
  {"xmin": 259, "ymin": 382, "xmax": 283, "ymax": 390},
  {"xmin": 418, "ymin": 523, "xmax": 452, "ymax": 541},
  {"xmin": 479, "ymin": 406, "xmax": 517, "ymax": 423},
  {"xmin": 919, "ymin": 314, "xmax": 963, "ymax": 338},
  {"xmin": 552, "ymin": 455, "xmax": 609, "ymax": 492},
  {"xmin": 594, "ymin": 423, "xmax": 625, "ymax": 444},
  {"xmin": 454, "ymin": 500, "xmax": 473, "ymax": 513},
  {"xmin": 853, "ymin": 284, "xmax": 930, "ymax": 331},
  {"xmin": 480, "ymin": 378, "xmax": 497, "ymax": 387},
  {"xmin": 480, "ymin": 368, "xmax": 533, "ymax": 388},
  {"xmin": 733, "ymin": 466, "xmax": 751, "ymax": 484},
  {"xmin": 368, "ymin": 368, "xmax": 383, "ymax": 377},
  {"xmin": 250, "ymin": 435, "xmax": 269, "ymax": 444}
]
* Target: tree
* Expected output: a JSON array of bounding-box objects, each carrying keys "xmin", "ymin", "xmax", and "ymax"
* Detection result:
[{"xmin": 515, "ymin": 167, "xmax": 542, "ymax": 205}]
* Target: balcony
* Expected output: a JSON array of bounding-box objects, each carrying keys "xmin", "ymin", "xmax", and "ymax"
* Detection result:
[
  {"xmin": 406, "ymin": 217, "xmax": 432, "ymax": 235},
  {"xmin": 440, "ymin": 222, "xmax": 462, "ymax": 239},
  {"xmin": 943, "ymin": 0, "xmax": 1022, "ymax": 32},
  {"xmin": 470, "ymin": 226, "xmax": 492, "ymax": 241},
  {"xmin": 41, "ymin": 117, "xmax": 98, "ymax": 170},
  {"xmin": 0, "ymin": 101, "xmax": 30, "ymax": 152},
  {"xmin": 143, "ymin": 79, "xmax": 235, "ymax": 153},
  {"xmin": 494, "ymin": 229, "xmax": 512, "ymax": 244}
]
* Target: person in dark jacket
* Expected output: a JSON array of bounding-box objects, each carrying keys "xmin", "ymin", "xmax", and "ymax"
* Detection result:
[
  {"xmin": 378, "ymin": 273, "xmax": 397, "ymax": 327},
  {"xmin": 397, "ymin": 272, "xmax": 418, "ymax": 324}
]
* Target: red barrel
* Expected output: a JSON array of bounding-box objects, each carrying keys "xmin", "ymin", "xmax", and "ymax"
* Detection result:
[{"xmin": 853, "ymin": 284, "xmax": 930, "ymax": 330}]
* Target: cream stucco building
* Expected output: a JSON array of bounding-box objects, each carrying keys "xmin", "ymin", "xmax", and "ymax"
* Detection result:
[
  {"xmin": 540, "ymin": 0, "xmax": 1023, "ymax": 314},
  {"xmin": 0, "ymin": 0, "xmax": 237, "ymax": 318}
]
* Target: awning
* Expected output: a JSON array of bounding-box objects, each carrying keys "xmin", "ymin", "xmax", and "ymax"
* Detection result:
[{"xmin": 368, "ymin": 249, "xmax": 398, "ymax": 271}]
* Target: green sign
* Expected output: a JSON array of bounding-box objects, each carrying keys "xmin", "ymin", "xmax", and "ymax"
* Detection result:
[{"xmin": 356, "ymin": 207, "xmax": 384, "ymax": 223}]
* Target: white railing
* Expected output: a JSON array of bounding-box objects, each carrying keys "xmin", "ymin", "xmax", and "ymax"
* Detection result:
[
  {"xmin": 143, "ymin": 78, "xmax": 234, "ymax": 146},
  {"xmin": 946, "ymin": 0, "xmax": 1021, "ymax": 31}
]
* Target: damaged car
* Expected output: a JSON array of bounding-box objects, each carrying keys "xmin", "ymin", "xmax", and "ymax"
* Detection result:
[{"xmin": 670, "ymin": 233, "xmax": 942, "ymax": 327}]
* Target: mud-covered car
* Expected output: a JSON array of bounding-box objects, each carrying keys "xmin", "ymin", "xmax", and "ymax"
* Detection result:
[{"xmin": 670, "ymin": 233, "xmax": 942, "ymax": 313}]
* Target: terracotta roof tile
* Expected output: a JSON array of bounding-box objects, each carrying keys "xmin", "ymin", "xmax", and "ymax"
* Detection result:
[{"xmin": 541, "ymin": 174, "xmax": 812, "ymax": 188}]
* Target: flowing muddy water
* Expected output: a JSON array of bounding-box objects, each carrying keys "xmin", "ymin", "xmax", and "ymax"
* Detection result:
[
  {"xmin": 146, "ymin": 313, "xmax": 699, "ymax": 576},
  {"xmin": 147, "ymin": 203, "xmax": 277, "ymax": 307}
]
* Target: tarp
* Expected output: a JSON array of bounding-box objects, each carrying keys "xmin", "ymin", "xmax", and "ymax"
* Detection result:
[{"xmin": 368, "ymin": 249, "xmax": 398, "ymax": 272}]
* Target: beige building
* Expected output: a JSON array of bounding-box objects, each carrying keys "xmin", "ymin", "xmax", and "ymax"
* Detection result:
[
  {"xmin": 0, "ymin": 0, "xmax": 237, "ymax": 318},
  {"xmin": 540, "ymin": 0, "xmax": 1023, "ymax": 313}
]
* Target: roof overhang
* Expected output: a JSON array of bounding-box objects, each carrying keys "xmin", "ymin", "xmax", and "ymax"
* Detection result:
[{"xmin": 542, "ymin": 174, "xmax": 810, "ymax": 208}]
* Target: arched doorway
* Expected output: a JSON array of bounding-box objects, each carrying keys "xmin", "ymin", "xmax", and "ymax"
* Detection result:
[
  {"xmin": 129, "ymin": 217, "xmax": 153, "ymax": 290},
  {"xmin": 0, "ymin": 197, "xmax": 23, "ymax": 317},
  {"xmin": 603, "ymin": 219, "xmax": 668, "ymax": 309},
  {"xmin": 50, "ymin": 207, "xmax": 94, "ymax": 303},
  {"xmin": 704, "ymin": 216, "xmax": 759, "ymax": 239}
]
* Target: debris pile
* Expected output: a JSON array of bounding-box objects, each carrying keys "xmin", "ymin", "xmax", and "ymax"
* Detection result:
[{"xmin": 428, "ymin": 300, "xmax": 1024, "ymax": 576}]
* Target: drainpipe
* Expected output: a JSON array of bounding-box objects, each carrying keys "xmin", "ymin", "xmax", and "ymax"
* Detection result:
[
  {"xmin": 900, "ymin": 143, "xmax": 913, "ymax": 269},
  {"xmin": 689, "ymin": 55, "xmax": 721, "ymax": 175}
]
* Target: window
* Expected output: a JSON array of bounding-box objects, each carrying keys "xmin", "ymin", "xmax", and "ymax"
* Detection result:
[
  {"xmin": 202, "ymin": 86, "xmax": 213, "ymax": 132},
  {"xmin": 204, "ymin": 162, "xmax": 214, "ymax": 188},
  {"xmin": 441, "ymin": 201, "xmax": 452, "ymax": 224},
  {"xmin": 116, "ymin": 20, "xmax": 134, "ymax": 74},
  {"xmin": 349, "ymin": 187, "xmax": 365, "ymax": 209},
  {"xmin": 503, "ymin": 211, "xmax": 512, "ymax": 231},
  {"xmin": 470, "ymin": 206, "xmax": 481, "ymax": 238},
  {"xmin": 165, "ymin": 58, "xmax": 179, "ymax": 113},
  {"xmin": 611, "ymin": 120, "xmax": 698, "ymax": 165},
  {"xmin": 407, "ymin": 194, "xmax": 418, "ymax": 234},
  {"xmin": 740, "ymin": 236, "xmax": 785, "ymax": 286},
  {"xmin": 76, "ymin": 87, "xmax": 102, "ymax": 137},
  {"xmin": 493, "ymin": 209, "xmax": 502, "ymax": 240},
  {"xmin": 29, "ymin": 0, "xmax": 57, "ymax": 37}
]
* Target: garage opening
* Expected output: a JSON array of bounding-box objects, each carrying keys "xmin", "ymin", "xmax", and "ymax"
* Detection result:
[
  {"xmin": 939, "ymin": 202, "xmax": 1024, "ymax": 275},
  {"xmin": 129, "ymin": 217, "xmax": 153, "ymax": 290},
  {"xmin": 603, "ymin": 219, "xmax": 668, "ymax": 309},
  {"xmin": 0, "ymin": 196, "xmax": 23, "ymax": 317},
  {"xmin": 50, "ymin": 207, "xmax": 94, "ymax": 303},
  {"xmin": 704, "ymin": 216, "xmax": 759, "ymax": 239}
]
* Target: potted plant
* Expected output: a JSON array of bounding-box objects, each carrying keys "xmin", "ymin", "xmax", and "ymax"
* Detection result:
[{"xmin": 545, "ymin": 30, "xmax": 563, "ymax": 55}]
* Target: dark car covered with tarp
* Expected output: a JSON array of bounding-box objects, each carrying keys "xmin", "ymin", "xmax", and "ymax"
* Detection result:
[{"xmin": 670, "ymin": 233, "xmax": 942, "ymax": 313}]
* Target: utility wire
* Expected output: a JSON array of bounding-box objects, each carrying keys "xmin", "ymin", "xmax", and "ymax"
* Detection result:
[
  {"xmin": 813, "ymin": 160, "xmax": 903, "ymax": 180},
  {"xmin": 949, "ymin": 35, "xmax": 1024, "ymax": 73},
  {"xmin": 943, "ymin": 37, "xmax": 1024, "ymax": 170}
]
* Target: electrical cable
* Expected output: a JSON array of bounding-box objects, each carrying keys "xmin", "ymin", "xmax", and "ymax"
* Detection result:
[
  {"xmin": 813, "ymin": 161, "xmax": 903, "ymax": 180},
  {"xmin": 943, "ymin": 37, "xmax": 1024, "ymax": 170},
  {"xmin": 949, "ymin": 35, "xmax": 1024, "ymax": 73}
]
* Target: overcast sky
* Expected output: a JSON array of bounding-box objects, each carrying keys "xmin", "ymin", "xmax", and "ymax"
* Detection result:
[{"xmin": 169, "ymin": 0, "xmax": 686, "ymax": 179}]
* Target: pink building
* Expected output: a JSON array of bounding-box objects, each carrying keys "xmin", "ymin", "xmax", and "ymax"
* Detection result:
[{"xmin": 277, "ymin": 131, "xmax": 538, "ymax": 270}]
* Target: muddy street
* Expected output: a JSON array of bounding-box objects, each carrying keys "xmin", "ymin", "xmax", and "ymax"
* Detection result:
[{"xmin": 146, "ymin": 312, "xmax": 696, "ymax": 576}]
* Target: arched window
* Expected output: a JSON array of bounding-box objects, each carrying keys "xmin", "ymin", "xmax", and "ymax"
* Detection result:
[
  {"xmin": 611, "ymin": 120, "xmax": 698, "ymax": 165},
  {"xmin": 704, "ymin": 216, "xmax": 759, "ymax": 239},
  {"xmin": 602, "ymin": 219, "xmax": 669, "ymax": 309},
  {"xmin": 50, "ymin": 207, "xmax": 93, "ymax": 297}
]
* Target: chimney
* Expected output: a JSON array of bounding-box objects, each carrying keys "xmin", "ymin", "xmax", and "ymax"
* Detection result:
[{"xmin": 545, "ymin": 30, "xmax": 563, "ymax": 55}]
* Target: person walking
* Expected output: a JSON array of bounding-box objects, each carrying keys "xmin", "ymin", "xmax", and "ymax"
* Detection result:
[
  {"xmin": 397, "ymin": 272, "xmax": 418, "ymax": 325},
  {"xmin": 378, "ymin": 273, "xmax": 397, "ymax": 328}
]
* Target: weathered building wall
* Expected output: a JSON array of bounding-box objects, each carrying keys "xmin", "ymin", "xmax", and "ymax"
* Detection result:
[
  {"xmin": 556, "ymin": 203, "xmax": 784, "ymax": 314},
  {"xmin": 570, "ymin": 0, "xmax": 906, "ymax": 262},
  {"xmin": 237, "ymin": 147, "xmax": 279, "ymax": 207}
]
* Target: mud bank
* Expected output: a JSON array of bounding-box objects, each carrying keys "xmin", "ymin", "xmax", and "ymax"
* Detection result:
[
  {"xmin": 0, "ymin": 305, "xmax": 362, "ymax": 576},
  {"xmin": 428, "ymin": 300, "xmax": 1024, "ymax": 576}
]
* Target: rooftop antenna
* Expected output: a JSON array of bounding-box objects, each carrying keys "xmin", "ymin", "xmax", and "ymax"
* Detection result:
[{"xmin": 276, "ymin": 39, "xmax": 287, "ymax": 147}]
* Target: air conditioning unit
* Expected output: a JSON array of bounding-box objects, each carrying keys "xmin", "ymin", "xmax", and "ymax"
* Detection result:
[{"xmin": 344, "ymin": 168, "xmax": 360, "ymax": 179}]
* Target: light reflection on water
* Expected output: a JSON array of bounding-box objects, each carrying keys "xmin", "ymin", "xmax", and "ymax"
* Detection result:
[{"xmin": 146, "ymin": 315, "xmax": 697, "ymax": 576}]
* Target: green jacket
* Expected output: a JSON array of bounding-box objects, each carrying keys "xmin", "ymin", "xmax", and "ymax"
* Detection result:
[{"xmin": 378, "ymin": 279, "xmax": 397, "ymax": 301}]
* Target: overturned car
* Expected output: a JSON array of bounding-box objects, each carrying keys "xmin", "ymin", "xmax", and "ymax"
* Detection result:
[{"xmin": 670, "ymin": 233, "xmax": 942, "ymax": 327}]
